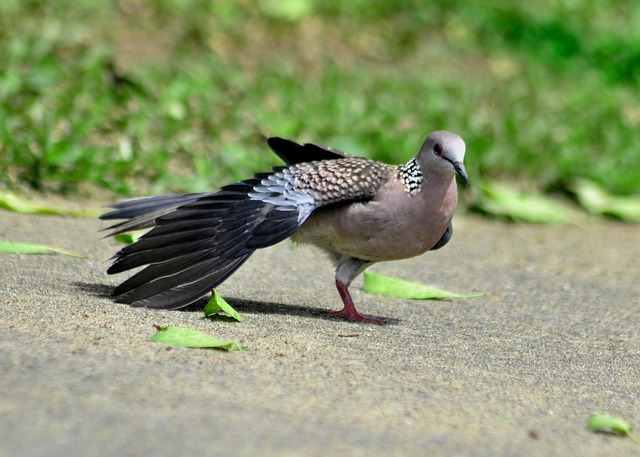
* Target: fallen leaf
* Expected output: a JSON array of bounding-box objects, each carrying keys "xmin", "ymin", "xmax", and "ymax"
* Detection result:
[
  {"xmin": 113, "ymin": 230, "xmax": 145, "ymax": 245},
  {"xmin": 570, "ymin": 179, "xmax": 640, "ymax": 222},
  {"xmin": 151, "ymin": 326, "xmax": 246, "ymax": 351},
  {"xmin": 363, "ymin": 271, "xmax": 486, "ymax": 300},
  {"xmin": 587, "ymin": 412, "xmax": 640, "ymax": 444},
  {"xmin": 0, "ymin": 241, "xmax": 85, "ymax": 258},
  {"xmin": 204, "ymin": 290, "xmax": 244, "ymax": 322},
  {"xmin": 473, "ymin": 181, "xmax": 587, "ymax": 224},
  {"xmin": 0, "ymin": 190, "xmax": 99, "ymax": 217}
]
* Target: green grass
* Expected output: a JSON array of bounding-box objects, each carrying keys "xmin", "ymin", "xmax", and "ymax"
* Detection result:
[{"xmin": 1, "ymin": 0, "xmax": 639, "ymax": 199}]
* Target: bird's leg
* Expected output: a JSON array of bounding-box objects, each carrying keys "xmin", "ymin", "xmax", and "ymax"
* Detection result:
[{"xmin": 328, "ymin": 279, "xmax": 383, "ymax": 325}]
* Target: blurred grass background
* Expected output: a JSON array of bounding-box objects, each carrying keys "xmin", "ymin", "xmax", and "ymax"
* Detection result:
[{"xmin": 0, "ymin": 0, "xmax": 638, "ymax": 201}]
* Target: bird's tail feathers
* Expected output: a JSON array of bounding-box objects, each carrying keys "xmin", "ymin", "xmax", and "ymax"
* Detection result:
[{"xmin": 100, "ymin": 193, "xmax": 207, "ymax": 235}]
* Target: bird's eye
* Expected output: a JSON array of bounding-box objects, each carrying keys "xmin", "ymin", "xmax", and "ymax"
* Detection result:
[{"xmin": 434, "ymin": 144, "xmax": 443, "ymax": 156}]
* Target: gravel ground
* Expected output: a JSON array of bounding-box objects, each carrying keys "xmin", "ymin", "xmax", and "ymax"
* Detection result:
[{"xmin": 1, "ymin": 208, "xmax": 639, "ymax": 457}]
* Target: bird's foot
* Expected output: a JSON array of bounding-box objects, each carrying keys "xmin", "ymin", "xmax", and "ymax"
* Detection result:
[
  {"xmin": 326, "ymin": 308, "xmax": 384, "ymax": 325},
  {"xmin": 332, "ymin": 278, "xmax": 384, "ymax": 324}
]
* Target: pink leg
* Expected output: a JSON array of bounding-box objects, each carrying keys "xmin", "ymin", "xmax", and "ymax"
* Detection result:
[{"xmin": 327, "ymin": 280, "xmax": 383, "ymax": 325}]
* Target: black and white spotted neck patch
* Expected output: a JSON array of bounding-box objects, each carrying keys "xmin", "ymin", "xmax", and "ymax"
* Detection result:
[{"xmin": 398, "ymin": 158, "xmax": 423, "ymax": 193}]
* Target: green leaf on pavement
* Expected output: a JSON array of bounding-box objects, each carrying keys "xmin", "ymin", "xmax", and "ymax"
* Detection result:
[
  {"xmin": 0, "ymin": 190, "xmax": 100, "ymax": 217},
  {"xmin": 363, "ymin": 271, "xmax": 486, "ymax": 300},
  {"xmin": 204, "ymin": 290, "xmax": 244, "ymax": 322},
  {"xmin": 0, "ymin": 241, "xmax": 85, "ymax": 258},
  {"xmin": 587, "ymin": 412, "xmax": 640, "ymax": 443},
  {"xmin": 151, "ymin": 326, "xmax": 246, "ymax": 351}
]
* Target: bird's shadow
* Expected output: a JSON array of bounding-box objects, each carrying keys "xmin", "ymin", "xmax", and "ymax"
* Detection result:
[{"xmin": 74, "ymin": 282, "xmax": 399, "ymax": 325}]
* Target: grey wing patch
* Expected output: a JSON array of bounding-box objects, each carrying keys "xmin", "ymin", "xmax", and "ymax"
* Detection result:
[{"xmin": 248, "ymin": 169, "xmax": 316, "ymax": 224}]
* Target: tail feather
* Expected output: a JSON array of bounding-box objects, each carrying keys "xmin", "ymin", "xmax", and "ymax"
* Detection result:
[
  {"xmin": 101, "ymin": 194, "xmax": 203, "ymax": 219},
  {"xmin": 112, "ymin": 249, "xmax": 215, "ymax": 294},
  {"xmin": 148, "ymin": 219, "xmax": 218, "ymax": 237},
  {"xmin": 120, "ymin": 256, "xmax": 250, "ymax": 309},
  {"xmin": 107, "ymin": 238, "xmax": 212, "ymax": 274},
  {"xmin": 101, "ymin": 193, "xmax": 208, "ymax": 235},
  {"xmin": 246, "ymin": 208, "xmax": 301, "ymax": 248},
  {"xmin": 115, "ymin": 227, "xmax": 216, "ymax": 255},
  {"xmin": 115, "ymin": 255, "xmax": 236, "ymax": 303}
]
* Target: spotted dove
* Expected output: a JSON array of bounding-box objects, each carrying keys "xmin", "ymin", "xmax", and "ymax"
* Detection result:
[{"xmin": 101, "ymin": 131, "xmax": 468, "ymax": 324}]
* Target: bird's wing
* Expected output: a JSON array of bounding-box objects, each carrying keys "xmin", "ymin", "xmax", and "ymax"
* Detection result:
[
  {"xmin": 429, "ymin": 222, "xmax": 453, "ymax": 251},
  {"xmin": 267, "ymin": 137, "xmax": 350, "ymax": 165},
  {"xmin": 285, "ymin": 156, "xmax": 393, "ymax": 206}
]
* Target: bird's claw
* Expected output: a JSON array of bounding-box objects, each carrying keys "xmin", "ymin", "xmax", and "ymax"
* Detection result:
[{"xmin": 326, "ymin": 308, "xmax": 384, "ymax": 325}]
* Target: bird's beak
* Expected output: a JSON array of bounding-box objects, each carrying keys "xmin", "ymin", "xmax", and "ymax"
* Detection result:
[{"xmin": 454, "ymin": 162, "xmax": 469, "ymax": 186}]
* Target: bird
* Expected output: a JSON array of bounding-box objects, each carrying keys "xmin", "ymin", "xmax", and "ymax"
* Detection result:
[{"xmin": 101, "ymin": 131, "xmax": 468, "ymax": 324}]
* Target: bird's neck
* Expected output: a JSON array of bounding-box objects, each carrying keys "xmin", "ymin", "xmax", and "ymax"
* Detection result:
[
  {"xmin": 420, "ymin": 171, "xmax": 459, "ymax": 212},
  {"xmin": 398, "ymin": 158, "xmax": 423, "ymax": 193}
]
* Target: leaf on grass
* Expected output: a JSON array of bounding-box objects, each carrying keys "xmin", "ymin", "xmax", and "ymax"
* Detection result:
[
  {"xmin": 587, "ymin": 412, "xmax": 640, "ymax": 443},
  {"xmin": 569, "ymin": 179, "xmax": 640, "ymax": 222},
  {"xmin": 0, "ymin": 190, "xmax": 99, "ymax": 217},
  {"xmin": 204, "ymin": 290, "xmax": 244, "ymax": 322},
  {"xmin": 0, "ymin": 241, "xmax": 85, "ymax": 258},
  {"xmin": 473, "ymin": 181, "xmax": 587, "ymax": 224},
  {"xmin": 363, "ymin": 271, "xmax": 486, "ymax": 300},
  {"xmin": 113, "ymin": 230, "xmax": 145, "ymax": 245},
  {"xmin": 151, "ymin": 326, "xmax": 246, "ymax": 351}
]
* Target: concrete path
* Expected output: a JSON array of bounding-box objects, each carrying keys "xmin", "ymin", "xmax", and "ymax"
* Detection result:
[{"xmin": 1, "ymin": 208, "xmax": 639, "ymax": 456}]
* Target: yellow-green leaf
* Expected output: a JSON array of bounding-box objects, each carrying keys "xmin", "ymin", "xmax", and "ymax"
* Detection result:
[
  {"xmin": 151, "ymin": 326, "xmax": 245, "ymax": 351},
  {"xmin": 204, "ymin": 290, "xmax": 244, "ymax": 322},
  {"xmin": 363, "ymin": 271, "xmax": 486, "ymax": 300},
  {"xmin": 258, "ymin": 0, "xmax": 315, "ymax": 21},
  {"xmin": 0, "ymin": 190, "xmax": 99, "ymax": 217},
  {"xmin": 587, "ymin": 412, "xmax": 640, "ymax": 443},
  {"xmin": 570, "ymin": 179, "xmax": 640, "ymax": 222},
  {"xmin": 113, "ymin": 230, "xmax": 145, "ymax": 245},
  {"xmin": 0, "ymin": 241, "xmax": 85, "ymax": 258},
  {"xmin": 474, "ymin": 181, "xmax": 587, "ymax": 224}
]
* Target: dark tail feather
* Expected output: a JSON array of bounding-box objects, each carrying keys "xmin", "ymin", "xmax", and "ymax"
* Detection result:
[
  {"xmin": 102, "ymin": 185, "xmax": 305, "ymax": 309},
  {"xmin": 100, "ymin": 193, "xmax": 208, "ymax": 235},
  {"xmin": 115, "ymin": 254, "xmax": 252, "ymax": 309}
]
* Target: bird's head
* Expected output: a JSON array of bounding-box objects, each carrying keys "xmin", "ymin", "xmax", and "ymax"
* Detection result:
[{"xmin": 418, "ymin": 131, "xmax": 468, "ymax": 185}]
